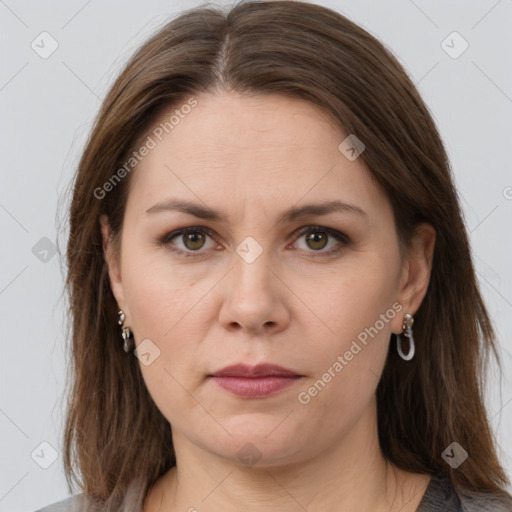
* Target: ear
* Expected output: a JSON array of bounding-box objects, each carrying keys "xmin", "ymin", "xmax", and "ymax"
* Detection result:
[
  {"xmin": 99, "ymin": 214, "xmax": 128, "ymax": 314},
  {"xmin": 391, "ymin": 222, "xmax": 436, "ymax": 334}
]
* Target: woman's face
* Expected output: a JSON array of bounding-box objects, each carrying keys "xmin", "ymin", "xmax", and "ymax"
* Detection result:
[{"xmin": 102, "ymin": 91, "xmax": 428, "ymax": 467}]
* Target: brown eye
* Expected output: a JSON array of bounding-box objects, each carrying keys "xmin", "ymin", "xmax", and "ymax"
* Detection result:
[
  {"xmin": 305, "ymin": 231, "xmax": 329, "ymax": 251},
  {"xmin": 292, "ymin": 226, "xmax": 350, "ymax": 257},
  {"xmin": 160, "ymin": 226, "xmax": 216, "ymax": 257},
  {"xmin": 182, "ymin": 232, "xmax": 206, "ymax": 251}
]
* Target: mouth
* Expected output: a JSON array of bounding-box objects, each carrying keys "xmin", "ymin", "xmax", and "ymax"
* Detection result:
[{"xmin": 208, "ymin": 363, "xmax": 303, "ymax": 399}]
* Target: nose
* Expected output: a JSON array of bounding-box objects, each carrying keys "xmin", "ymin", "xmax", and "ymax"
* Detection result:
[{"xmin": 218, "ymin": 249, "xmax": 290, "ymax": 336}]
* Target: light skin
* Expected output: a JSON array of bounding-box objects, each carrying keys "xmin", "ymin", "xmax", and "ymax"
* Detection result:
[{"xmin": 101, "ymin": 91, "xmax": 436, "ymax": 511}]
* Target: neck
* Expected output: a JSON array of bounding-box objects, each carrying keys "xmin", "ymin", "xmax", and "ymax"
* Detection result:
[{"xmin": 145, "ymin": 399, "xmax": 430, "ymax": 511}]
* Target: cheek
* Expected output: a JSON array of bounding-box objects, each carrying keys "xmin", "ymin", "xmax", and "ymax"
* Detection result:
[
  {"xmin": 293, "ymin": 256, "xmax": 398, "ymax": 414},
  {"xmin": 123, "ymin": 261, "xmax": 209, "ymax": 424},
  {"xmin": 120, "ymin": 248, "xmax": 220, "ymax": 386},
  {"xmin": 121, "ymin": 242, "xmax": 209, "ymax": 338},
  {"xmin": 296, "ymin": 253, "xmax": 399, "ymax": 347},
  {"xmin": 294, "ymin": 315, "xmax": 392, "ymax": 445}
]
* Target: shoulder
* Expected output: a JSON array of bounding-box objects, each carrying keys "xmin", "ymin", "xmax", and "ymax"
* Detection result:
[
  {"xmin": 34, "ymin": 494, "xmax": 85, "ymax": 512},
  {"xmin": 34, "ymin": 477, "xmax": 148, "ymax": 512},
  {"xmin": 417, "ymin": 475, "xmax": 512, "ymax": 512},
  {"xmin": 457, "ymin": 487, "xmax": 512, "ymax": 512}
]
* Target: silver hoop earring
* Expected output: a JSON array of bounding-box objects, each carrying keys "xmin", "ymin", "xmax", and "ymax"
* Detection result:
[
  {"xmin": 118, "ymin": 310, "xmax": 135, "ymax": 353},
  {"xmin": 396, "ymin": 313, "xmax": 415, "ymax": 361}
]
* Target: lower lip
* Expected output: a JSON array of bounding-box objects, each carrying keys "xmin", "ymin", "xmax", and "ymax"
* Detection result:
[{"xmin": 210, "ymin": 375, "xmax": 301, "ymax": 398}]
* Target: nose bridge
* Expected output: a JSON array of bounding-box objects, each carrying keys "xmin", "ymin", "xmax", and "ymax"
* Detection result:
[
  {"xmin": 218, "ymin": 236, "xmax": 287, "ymax": 332},
  {"xmin": 232, "ymin": 235, "xmax": 275, "ymax": 295}
]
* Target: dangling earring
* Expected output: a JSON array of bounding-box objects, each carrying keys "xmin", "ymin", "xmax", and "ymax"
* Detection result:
[
  {"xmin": 118, "ymin": 310, "xmax": 135, "ymax": 353},
  {"xmin": 396, "ymin": 313, "xmax": 415, "ymax": 361}
]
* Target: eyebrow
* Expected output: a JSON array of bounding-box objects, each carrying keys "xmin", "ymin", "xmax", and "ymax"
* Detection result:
[{"xmin": 145, "ymin": 199, "xmax": 367, "ymax": 223}]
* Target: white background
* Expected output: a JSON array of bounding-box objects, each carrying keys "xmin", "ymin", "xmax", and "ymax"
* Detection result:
[{"xmin": 0, "ymin": 1, "xmax": 511, "ymax": 510}]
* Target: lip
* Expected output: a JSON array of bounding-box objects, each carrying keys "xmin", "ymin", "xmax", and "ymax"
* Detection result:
[
  {"xmin": 209, "ymin": 363, "xmax": 303, "ymax": 399},
  {"xmin": 211, "ymin": 363, "xmax": 300, "ymax": 378}
]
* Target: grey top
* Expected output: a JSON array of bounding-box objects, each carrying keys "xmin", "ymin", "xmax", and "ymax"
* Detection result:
[{"xmin": 34, "ymin": 475, "xmax": 512, "ymax": 511}]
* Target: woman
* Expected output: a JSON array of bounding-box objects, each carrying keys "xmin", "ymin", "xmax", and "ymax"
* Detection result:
[{"xmin": 37, "ymin": 1, "xmax": 512, "ymax": 511}]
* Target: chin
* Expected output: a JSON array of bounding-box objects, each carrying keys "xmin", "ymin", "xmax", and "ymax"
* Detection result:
[{"xmin": 202, "ymin": 418, "xmax": 310, "ymax": 468}]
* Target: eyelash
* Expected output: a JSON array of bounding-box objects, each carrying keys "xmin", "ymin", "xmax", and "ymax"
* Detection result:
[{"xmin": 158, "ymin": 225, "xmax": 350, "ymax": 259}]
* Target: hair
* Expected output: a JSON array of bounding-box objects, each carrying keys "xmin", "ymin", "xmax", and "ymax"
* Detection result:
[{"xmin": 62, "ymin": 0, "xmax": 511, "ymax": 508}]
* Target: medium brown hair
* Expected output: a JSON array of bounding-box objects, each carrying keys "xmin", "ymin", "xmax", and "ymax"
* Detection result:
[{"xmin": 62, "ymin": 0, "xmax": 511, "ymax": 507}]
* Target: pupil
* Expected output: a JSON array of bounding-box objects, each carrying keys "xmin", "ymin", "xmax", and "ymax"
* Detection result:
[
  {"xmin": 185, "ymin": 233, "xmax": 204, "ymax": 250},
  {"xmin": 307, "ymin": 232, "xmax": 327, "ymax": 250}
]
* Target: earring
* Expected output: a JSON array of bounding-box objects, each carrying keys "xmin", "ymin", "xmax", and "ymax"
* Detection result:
[
  {"xmin": 396, "ymin": 313, "xmax": 415, "ymax": 361},
  {"xmin": 118, "ymin": 310, "xmax": 135, "ymax": 353}
]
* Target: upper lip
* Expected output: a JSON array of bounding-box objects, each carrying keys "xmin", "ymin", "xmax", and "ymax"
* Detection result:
[{"xmin": 210, "ymin": 363, "xmax": 301, "ymax": 378}]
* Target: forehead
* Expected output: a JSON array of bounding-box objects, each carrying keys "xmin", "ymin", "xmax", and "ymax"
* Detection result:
[{"xmin": 126, "ymin": 91, "xmax": 384, "ymax": 218}]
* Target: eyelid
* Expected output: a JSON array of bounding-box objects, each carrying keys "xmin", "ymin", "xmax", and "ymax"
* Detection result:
[
  {"xmin": 158, "ymin": 226, "xmax": 218, "ymax": 257},
  {"xmin": 289, "ymin": 225, "xmax": 350, "ymax": 257},
  {"xmin": 159, "ymin": 225, "xmax": 350, "ymax": 258},
  {"xmin": 291, "ymin": 225, "xmax": 350, "ymax": 245}
]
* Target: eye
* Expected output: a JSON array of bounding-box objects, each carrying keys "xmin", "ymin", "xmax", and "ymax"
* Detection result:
[
  {"xmin": 291, "ymin": 226, "xmax": 350, "ymax": 257},
  {"xmin": 159, "ymin": 225, "xmax": 350, "ymax": 259},
  {"xmin": 159, "ymin": 227, "xmax": 218, "ymax": 257}
]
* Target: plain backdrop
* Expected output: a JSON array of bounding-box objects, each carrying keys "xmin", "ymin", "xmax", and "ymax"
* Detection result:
[{"xmin": 0, "ymin": 1, "xmax": 511, "ymax": 510}]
